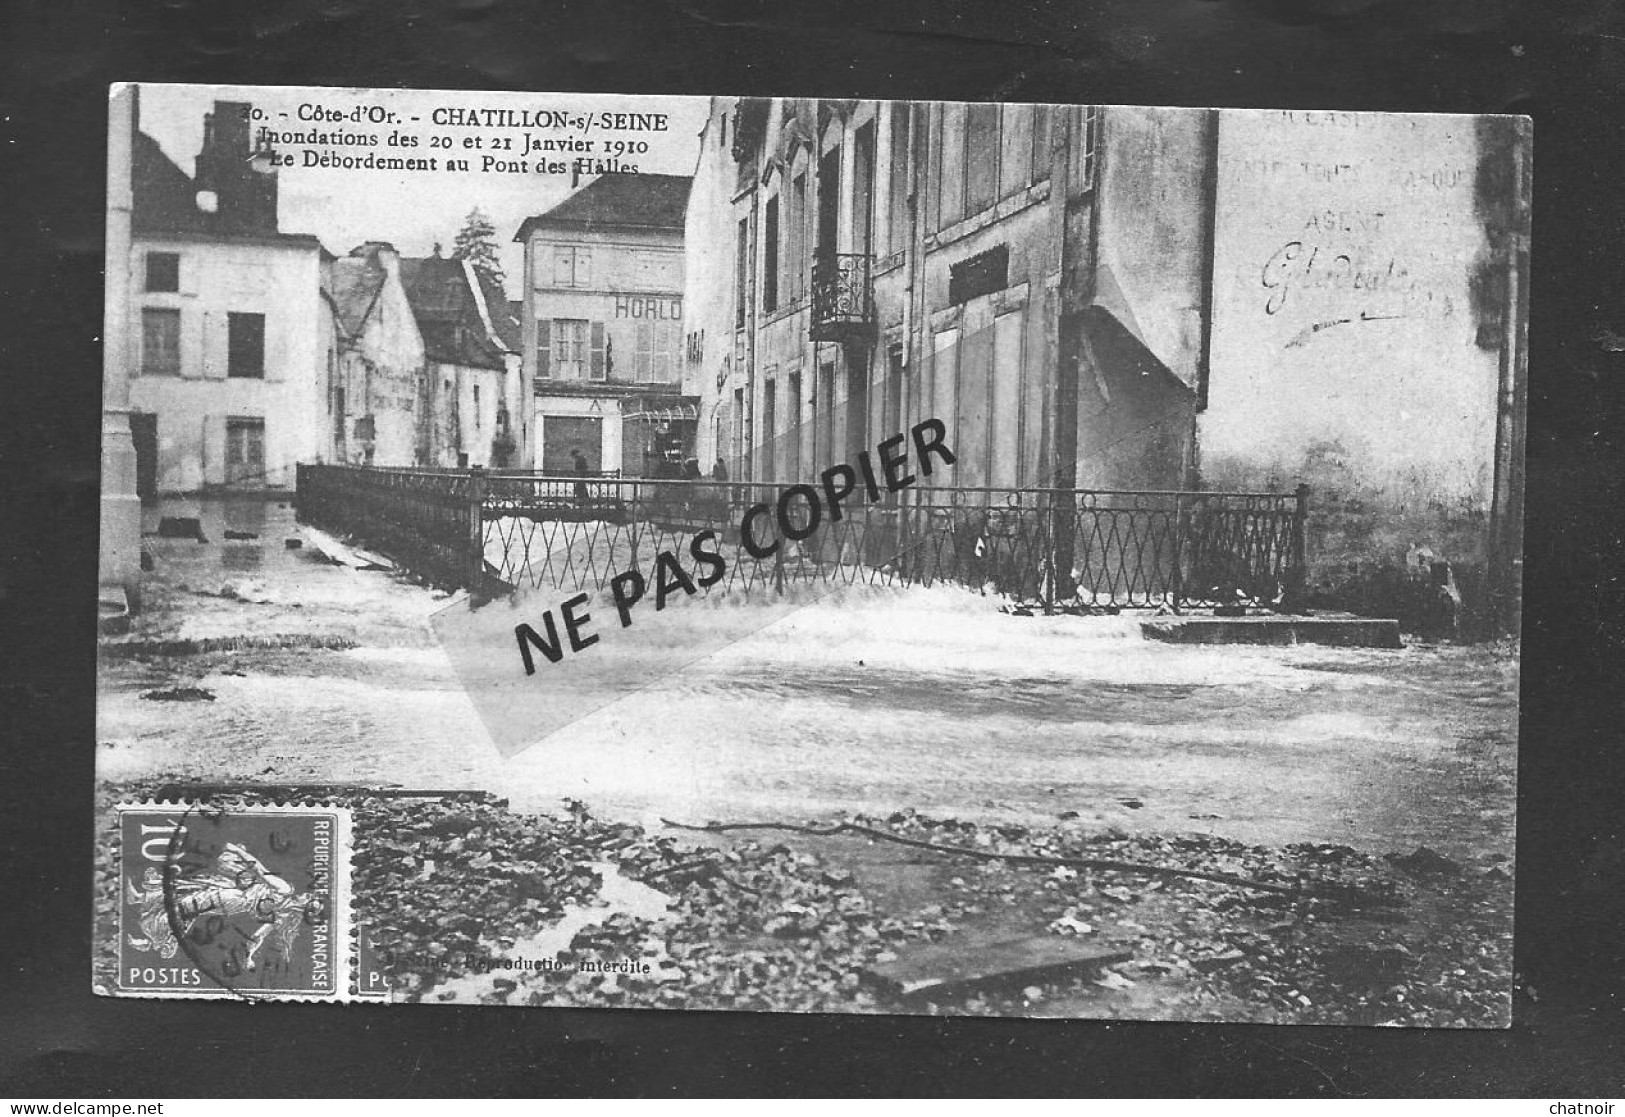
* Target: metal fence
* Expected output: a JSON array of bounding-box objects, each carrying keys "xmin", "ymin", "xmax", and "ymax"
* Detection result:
[{"xmin": 297, "ymin": 464, "xmax": 1308, "ymax": 611}]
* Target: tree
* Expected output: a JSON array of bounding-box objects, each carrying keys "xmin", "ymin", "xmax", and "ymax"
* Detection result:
[{"xmin": 451, "ymin": 207, "xmax": 504, "ymax": 283}]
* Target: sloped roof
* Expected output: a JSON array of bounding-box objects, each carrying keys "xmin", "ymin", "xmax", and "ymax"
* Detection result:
[
  {"xmin": 513, "ymin": 173, "xmax": 691, "ymax": 241},
  {"xmin": 400, "ymin": 255, "xmax": 516, "ymax": 370},
  {"xmin": 133, "ymin": 131, "xmax": 205, "ymax": 235},
  {"xmin": 132, "ymin": 128, "xmax": 320, "ymax": 247},
  {"xmin": 474, "ymin": 268, "xmax": 522, "ymax": 353}
]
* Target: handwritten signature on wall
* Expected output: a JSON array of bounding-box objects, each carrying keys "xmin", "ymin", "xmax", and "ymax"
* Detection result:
[{"xmin": 1260, "ymin": 239, "xmax": 1456, "ymax": 338}]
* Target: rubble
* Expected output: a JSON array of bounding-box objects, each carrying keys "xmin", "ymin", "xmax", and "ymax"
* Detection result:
[{"xmin": 91, "ymin": 782, "xmax": 1512, "ymax": 1023}]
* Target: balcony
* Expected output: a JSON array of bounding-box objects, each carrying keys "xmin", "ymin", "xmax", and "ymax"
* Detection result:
[{"xmin": 810, "ymin": 253, "xmax": 876, "ymax": 342}]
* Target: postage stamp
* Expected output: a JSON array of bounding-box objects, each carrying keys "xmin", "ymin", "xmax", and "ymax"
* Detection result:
[{"xmin": 113, "ymin": 802, "xmax": 353, "ymax": 999}]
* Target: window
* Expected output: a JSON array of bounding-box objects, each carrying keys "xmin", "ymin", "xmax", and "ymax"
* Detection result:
[
  {"xmin": 787, "ymin": 371, "xmax": 802, "ymax": 481},
  {"xmin": 590, "ymin": 322, "xmax": 608, "ymax": 380},
  {"xmin": 535, "ymin": 320, "xmax": 606, "ymax": 382},
  {"xmin": 999, "ymin": 104, "xmax": 1033, "ymax": 197},
  {"xmin": 887, "ymin": 105, "xmax": 910, "ymax": 255},
  {"xmin": 762, "ymin": 379, "xmax": 776, "ymax": 483},
  {"xmin": 225, "ymin": 418, "xmax": 265, "ymax": 487},
  {"xmin": 1032, "ymin": 105, "xmax": 1052, "ymax": 181},
  {"xmin": 227, "ymin": 312, "xmax": 265, "ymax": 378},
  {"xmin": 936, "ymin": 104, "xmax": 964, "ymax": 229},
  {"xmin": 1069, "ymin": 106, "xmax": 1102, "ymax": 196},
  {"xmin": 934, "ymin": 103, "xmax": 1047, "ymax": 231},
  {"xmin": 145, "ymin": 252, "xmax": 179, "ymax": 292},
  {"xmin": 853, "ymin": 121, "xmax": 875, "ymax": 256},
  {"xmin": 473, "ymin": 385, "xmax": 481, "ymax": 428},
  {"xmin": 817, "ymin": 148, "xmax": 840, "ymax": 260},
  {"xmin": 763, "ymin": 195, "xmax": 780, "ymax": 313},
  {"xmin": 141, "ymin": 308, "xmax": 181, "ymax": 376},
  {"xmin": 633, "ymin": 321, "xmax": 678, "ymax": 382},
  {"xmin": 818, "ymin": 361, "xmax": 837, "ymax": 466},
  {"xmin": 788, "ymin": 173, "xmax": 807, "ymax": 301},
  {"xmin": 735, "ymin": 218, "xmax": 749, "ymax": 330},
  {"xmin": 552, "ymin": 246, "xmax": 592, "ymax": 287},
  {"xmin": 551, "ymin": 318, "xmax": 588, "ymax": 379}
]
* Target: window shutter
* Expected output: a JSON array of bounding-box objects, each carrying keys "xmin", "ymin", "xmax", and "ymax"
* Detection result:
[
  {"xmin": 536, "ymin": 319, "xmax": 551, "ymax": 379},
  {"xmin": 196, "ymin": 310, "xmax": 221, "ymax": 378},
  {"xmin": 202, "ymin": 413, "xmax": 228, "ymax": 486},
  {"xmin": 589, "ymin": 322, "xmax": 606, "ymax": 380},
  {"xmin": 259, "ymin": 316, "xmax": 282, "ymax": 382}
]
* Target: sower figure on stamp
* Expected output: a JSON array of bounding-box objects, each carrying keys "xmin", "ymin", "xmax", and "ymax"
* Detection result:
[{"xmin": 126, "ymin": 841, "xmax": 313, "ymax": 973}]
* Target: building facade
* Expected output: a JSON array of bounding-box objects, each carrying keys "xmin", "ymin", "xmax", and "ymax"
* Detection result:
[
  {"xmin": 686, "ymin": 98, "xmax": 1196, "ymax": 497},
  {"xmin": 402, "ymin": 253, "xmax": 522, "ymax": 469},
  {"xmin": 684, "ymin": 98, "xmax": 1528, "ymax": 621},
  {"xmin": 515, "ymin": 174, "xmax": 698, "ymax": 477},
  {"xmin": 323, "ymin": 242, "xmax": 425, "ymax": 467},
  {"xmin": 127, "ymin": 100, "xmax": 330, "ymax": 494}
]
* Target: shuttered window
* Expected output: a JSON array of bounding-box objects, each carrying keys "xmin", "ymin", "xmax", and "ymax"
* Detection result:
[
  {"xmin": 141, "ymin": 308, "xmax": 181, "ymax": 376},
  {"xmin": 553, "ymin": 318, "xmax": 588, "ymax": 379},
  {"xmin": 227, "ymin": 312, "xmax": 265, "ymax": 378},
  {"xmin": 589, "ymin": 321, "xmax": 608, "ymax": 381},
  {"xmin": 145, "ymin": 252, "xmax": 180, "ymax": 292}
]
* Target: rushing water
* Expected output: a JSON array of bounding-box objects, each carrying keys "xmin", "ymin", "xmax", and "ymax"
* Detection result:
[{"xmin": 100, "ymin": 578, "xmax": 1517, "ymax": 861}]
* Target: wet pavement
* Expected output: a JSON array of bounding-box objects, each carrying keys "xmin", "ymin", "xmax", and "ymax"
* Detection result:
[{"xmin": 99, "ymin": 498, "xmax": 1518, "ymax": 865}]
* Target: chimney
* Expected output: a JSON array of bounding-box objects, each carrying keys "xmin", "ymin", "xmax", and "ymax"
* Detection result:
[{"xmin": 195, "ymin": 100, "xmax": 278, "ymax": 234}]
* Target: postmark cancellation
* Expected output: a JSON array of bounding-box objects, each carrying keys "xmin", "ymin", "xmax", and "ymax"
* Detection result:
[{"xmin": 107, "ymin": 801, "xmax": 359, "ymax": 1000}]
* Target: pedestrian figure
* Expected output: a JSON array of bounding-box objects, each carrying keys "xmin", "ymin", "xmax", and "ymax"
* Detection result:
[
  {"xmin": 571, "ymin": 446, "xmax": 590, "ymax": 503},
  {"xmin": 1419, "ymin": 559, "xmax": 1463, "ymax": 642},
  {"xmin": 712, "ymin": 456, "xmax": 735, "ymax": 507}
]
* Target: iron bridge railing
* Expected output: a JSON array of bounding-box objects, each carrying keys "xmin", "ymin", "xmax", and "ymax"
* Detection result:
[{"xmin": 296, "ymin": 465, "xmax": 1308, "ymax": 611}]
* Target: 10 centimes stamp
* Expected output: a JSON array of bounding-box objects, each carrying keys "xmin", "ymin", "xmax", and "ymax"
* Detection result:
[{"xmin": 112, "ymin": 801, "xmax": 354, "ymax": 999}]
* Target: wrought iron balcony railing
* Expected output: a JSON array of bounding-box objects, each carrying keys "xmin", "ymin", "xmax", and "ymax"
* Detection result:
[{"xmin": 810, "ymin": 252, "xmax": 876, "ymax": 342}]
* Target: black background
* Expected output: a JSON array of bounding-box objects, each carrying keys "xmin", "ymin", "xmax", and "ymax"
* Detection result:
[{"xmin": 3, "ymin": 0, "xmax": 1623, "ymax": 1097}]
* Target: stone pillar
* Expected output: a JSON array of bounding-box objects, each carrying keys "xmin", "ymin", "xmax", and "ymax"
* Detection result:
[{"xmin": 100, "ymin": 84, "xmax": 143, "ymax": 625}]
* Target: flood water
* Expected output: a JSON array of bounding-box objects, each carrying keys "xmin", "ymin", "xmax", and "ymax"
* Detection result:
[{"xmin": 100, "ymin": 559, "xmax": 1518, "ymax": 862}]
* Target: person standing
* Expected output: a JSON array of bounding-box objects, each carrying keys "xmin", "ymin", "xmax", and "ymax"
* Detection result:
[
  {"xmin": 571, "ymin": 446, "xmax": 590, "ymax": 503},
  {"xmin": 709, "ymin": 456, "xmax": 732, "ymax": 519}
]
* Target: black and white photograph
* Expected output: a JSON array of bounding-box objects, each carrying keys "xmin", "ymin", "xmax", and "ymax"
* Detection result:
[{"xmin": 93, "ymin": 83, "xmax": 1527, "ymax": 1027}]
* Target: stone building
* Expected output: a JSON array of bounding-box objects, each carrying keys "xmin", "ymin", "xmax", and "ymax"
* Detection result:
[
  {"xmin": 322, "ymin": 242, "xmax": 426, "ymax": 467},
  {"xmin": 514, "ymin": 174, "xmax": 698, "ymax": 476},
  {"xmin": 401, "ymin": 252, "xmax": 522, "ymax": 468},
  {"xmin": 125, "ymin": 99, "xmax": 330, "ymax": 493},
  {"xmin": 683, "ymin": 98, "xmax": 1528, "ymax": 622}
]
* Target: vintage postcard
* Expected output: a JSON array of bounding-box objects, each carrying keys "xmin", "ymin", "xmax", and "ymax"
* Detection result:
[{"xmin": 95, "ymin": 84, "xmax": 1526, "ymax": 1023}]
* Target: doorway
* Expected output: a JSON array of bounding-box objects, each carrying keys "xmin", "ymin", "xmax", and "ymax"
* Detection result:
[
  {"xmin": 225, "ymin": 417, "xmax": 265, "ymax": 488},
  {"xmin": 541, "ymin": 415, "xmax": 603, "ymax": 475},
  {"xmin": 130, "ymin": 412, "xmax": 158, "ymax": 501}
]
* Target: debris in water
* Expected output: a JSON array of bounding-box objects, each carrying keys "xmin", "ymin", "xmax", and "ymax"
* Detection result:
[{"xmin": 139, "ymin": 686, "xmax": 215, "ymax": 702}]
